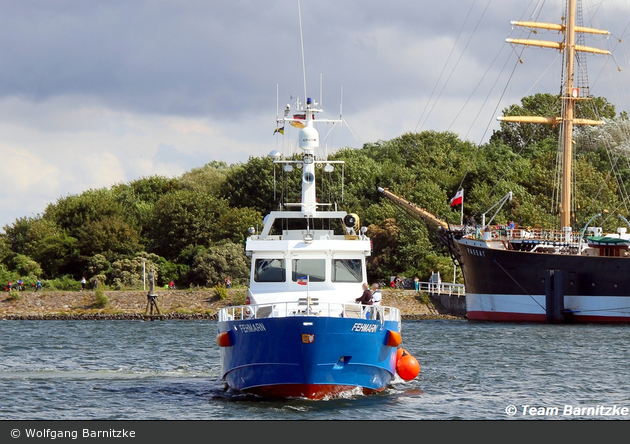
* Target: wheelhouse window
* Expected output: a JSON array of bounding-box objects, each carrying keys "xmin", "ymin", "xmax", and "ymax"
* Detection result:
[
  {"xmin": 292, "ymin": 259, "xmax": 325, "ymax": 283},
  {"xmin": 254, "ymin": 259, "xmax": 285, "ymax": 282},
  {"xmin": 332, "ymin": 259, "xmax": 363, "ymax": 283}
]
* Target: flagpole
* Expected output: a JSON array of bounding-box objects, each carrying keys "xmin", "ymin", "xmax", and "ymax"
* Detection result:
[
  {"xmin": 306, "ymin": 275, "xmax": 310, "ymax": 313},
  {"xmin": 460, "ymin": 189, "xmax": 464, "ymax": 226}
]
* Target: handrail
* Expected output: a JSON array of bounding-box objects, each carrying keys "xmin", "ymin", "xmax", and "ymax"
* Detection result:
[
  {"xmin": 218, "ymin": 301, "xmax": 400, "ymax": 323},
  {"xmin": 417, "ymin": 281, "xmax": 466, "ymax": 297}
]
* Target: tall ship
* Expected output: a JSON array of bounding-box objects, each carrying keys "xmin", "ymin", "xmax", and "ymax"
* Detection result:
[
  {"xmin": 215, "ymin": 37, "xmax": 419, "ymax": 396},
  {"xmin": 381, "ymin": 0, "xmax": 630, "ymax": 323}
]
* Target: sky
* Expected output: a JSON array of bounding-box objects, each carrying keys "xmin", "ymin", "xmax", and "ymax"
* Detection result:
[{"xmin": 1, "ymin": 0, "xmax": 629, "ymax": 229}]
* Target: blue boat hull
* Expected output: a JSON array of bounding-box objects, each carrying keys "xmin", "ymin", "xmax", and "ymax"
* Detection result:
[{"xmin": 218, "ymin": 316, "xmax": 400, "ymax": 399}]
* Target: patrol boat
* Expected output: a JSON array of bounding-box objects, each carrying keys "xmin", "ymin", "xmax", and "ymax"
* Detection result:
[{"xmin": 215, "ymin": 93, "xmax": 418, "ymax": 399}]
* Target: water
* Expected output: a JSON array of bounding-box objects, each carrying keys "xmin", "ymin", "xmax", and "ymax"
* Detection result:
[{"xmin": 1, "ymin": 319, "xmax": 629, "ymax": 420}]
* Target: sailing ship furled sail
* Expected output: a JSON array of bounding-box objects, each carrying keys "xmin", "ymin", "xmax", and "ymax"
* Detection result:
[{"xmin": 382, "ymin": 0, "xmax": 630, "ymax": 323}]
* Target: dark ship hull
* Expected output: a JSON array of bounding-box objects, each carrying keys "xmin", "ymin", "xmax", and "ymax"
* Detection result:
[{"xmin": 452, "ymin": 236, "xmax": 630, "ymax": 323}]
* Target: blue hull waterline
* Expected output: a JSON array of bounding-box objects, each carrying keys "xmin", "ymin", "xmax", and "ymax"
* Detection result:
[{"xmin": 219, "ymin": 316, "xmax": 400, "ymax": 398}]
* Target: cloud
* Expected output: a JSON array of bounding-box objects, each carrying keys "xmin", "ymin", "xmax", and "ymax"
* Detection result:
[{"xmin": 0, "ymin": 0, "xmax": 628, "ymax": 230}]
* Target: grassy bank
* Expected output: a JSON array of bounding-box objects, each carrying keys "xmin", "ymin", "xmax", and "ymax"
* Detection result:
[{"xmin": 0, "ymin": 288, "xmax": 464, "ymax": 320}]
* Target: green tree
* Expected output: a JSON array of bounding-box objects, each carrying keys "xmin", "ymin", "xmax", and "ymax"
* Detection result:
[
  {"xmin": 10, "ymin": 254, "xmax": 43, "ymax": 279},
  {"xmin": 33, "ymin": 233, "xmax": 80, "ymax": 278},
  {"xmin": 220, "ymin": 156, "xmax": 278, "ymax": 215},
  {"xmin": 45, "ymin": 188, "xmax": 126, "ymax": 238},
  {"xmin": 109, "ymin": 254, "xmax": 160, "ymax": 290},
  {"xmin": 111, "ymin": 175, "xmax": 183, "ymax": 230},
  {"xmin": 146, "ymin": 190, "xmax": 229, "ymax": 260},
  {"xmin": 189, "ymin": 241, "xmax": 250, "ymax": 287},
  {"xmin": 490, "ymin": 93, "xmax": 617, "ymax": 153},
  {"xmin": 76, "ymin": 215, "xmax": 143, "ymax": 262},
  {"xmin": 180, "ymin": 161, "xmax": 230, "ymax": 195}
]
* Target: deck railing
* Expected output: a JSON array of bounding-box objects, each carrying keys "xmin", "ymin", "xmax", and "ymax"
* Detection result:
[
  {"xmin": 218, "ymin": 301, "xmax": 400, "ymax": 324},
  {"xmin": 418, "ymin": 281, "xmax": 466, "ymax": 297},
  {"xmin": 462, "ymin": 225, "xmax": 588, "ymax": 243}
]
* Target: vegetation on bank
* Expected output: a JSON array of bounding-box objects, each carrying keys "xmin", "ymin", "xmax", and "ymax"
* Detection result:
[{"xmin": 0, "ymin": 93, "xmax": 628, "ymax": 288}]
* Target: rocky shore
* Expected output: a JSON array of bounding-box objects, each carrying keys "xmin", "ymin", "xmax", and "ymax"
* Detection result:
[{"xmin": 0, "ymin": 288, "xmax": 465, "ymax": 321}]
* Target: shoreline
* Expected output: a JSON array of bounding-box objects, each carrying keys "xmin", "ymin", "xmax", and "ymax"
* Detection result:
[{"xmin": 0, "ymin": 288, "xmax": 465, "ymax": 321}]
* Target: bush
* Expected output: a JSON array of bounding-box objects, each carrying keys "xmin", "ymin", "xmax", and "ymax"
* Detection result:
[
  {"xmin": 94, "ymin": 287, "xmax": 108, "ymax": 308},
  {"xmin": 417, "ymin": 293, "xmax": 430, "ymax": 304},
  {"xmin": 214, "ymin": 283, "xmax": 228, "ymax": 300},
  {"xmin": 43, "ymin": 275, "xmax": 82, "ymax": 291}
]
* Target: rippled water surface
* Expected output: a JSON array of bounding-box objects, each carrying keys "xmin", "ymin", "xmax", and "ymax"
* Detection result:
[{"xmin": 1, "ymin": 319, "xmax": 629, "ymax": 420}]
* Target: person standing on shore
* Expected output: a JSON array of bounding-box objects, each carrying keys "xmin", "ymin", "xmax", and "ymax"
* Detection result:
[{"xmin": 80, "ymin": 277, "xmax": 86, "ymax": 292}]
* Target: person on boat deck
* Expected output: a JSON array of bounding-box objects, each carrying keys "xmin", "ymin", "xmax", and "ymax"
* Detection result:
[
  {"xmin": 355, "ymin": 283, "xmax": 373, "ymax": 305},
  {"xmin": 371, "ymin": 283, "xmax": 382, "ymax": 306}
]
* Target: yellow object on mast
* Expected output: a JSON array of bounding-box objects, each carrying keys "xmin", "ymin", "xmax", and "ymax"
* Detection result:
[{"xmin": 502, "ymin": 0, "xmax": 610, "ymax": 229}]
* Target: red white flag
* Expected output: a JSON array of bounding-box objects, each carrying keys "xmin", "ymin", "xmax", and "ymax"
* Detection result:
[{"xmin": 450, "ymin": 189, "xmax": 463, "ymax": 207}]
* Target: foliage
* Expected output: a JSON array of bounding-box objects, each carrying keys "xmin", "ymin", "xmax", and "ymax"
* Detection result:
[
  {"xmin": 1, "ymin": 93, "xmax": 629, "ymax": 287},
  {"xmin": 214, "ymin": 283, "xmax": 228, "ymax": 300},
  {"xmin": 179, "ymin": 161, "xmax": 230, "ymax": 195},
  {"xmin": 32, "ymin": 233, "xmax": 80, "ymax": 279},
  {"xmin": 93, "ymin": 286, "xmax": 108, "ymax": 308},
  {"xmin": 7, "ymin": 288, "xmax": 21, "ymax": 300},
  {"xmin": 189, "ymin": 241, "xmax": 250, "ymax": 287},
  {"xmin": 219, "ymin": 156, "xmax": 278, "ymax": 215},
  {"xmin": 76, "ymin": 215, "xmax": 143, "ymax": 262},
  {"xmin": 145, "ymin": 190, "xmax": 229, "ymax": 260},
  {"xmin": 109, "ymin": 254, "xmax": 160, "ymax": 290},
  {"xmin": 10, "ymin": 254, "xmax": 43, "ymax": 279},
  {"xmin": 43, "ymin": 275, "xmax": 82, "ymax": 291}
]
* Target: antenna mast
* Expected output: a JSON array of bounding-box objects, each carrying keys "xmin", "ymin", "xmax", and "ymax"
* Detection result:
[{"xmin": 298, "ymin": 0, "xmax": 307, "ymax": 102}]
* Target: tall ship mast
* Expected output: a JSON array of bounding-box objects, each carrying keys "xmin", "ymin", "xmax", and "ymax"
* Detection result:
[
  {"xmin": 381, "ymin": 0, "xmax": 630, "ymax": 323},
  {"xmin": 500, "ymin": 0, "xmax": 609, "ymax": 233}
]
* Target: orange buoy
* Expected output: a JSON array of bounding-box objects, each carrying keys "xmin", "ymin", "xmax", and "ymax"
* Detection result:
[
  {"xmin": 396, "ymin": 349, "xmax": 420, "ymax": 381},
  {"xmin": 386, "ymin": 330, "xmax": 402, "ymax": 347},
  {"xmin": 396, "ymin": 347, "xmax": 405, "ymax": 362},
  {"xmin": 216, "ymin": 331, "xmax": 232, "ymax": 347}
]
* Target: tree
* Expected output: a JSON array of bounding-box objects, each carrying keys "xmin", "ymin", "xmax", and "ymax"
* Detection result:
[
  {"xmin": 45, "ymin": 188, "xmax": 126, "ymax": 238},
  {"xmin": 219, "ymin": 156, "xmax": 278, "ymax": 215},
  {"xmin": 189, "ymin": 241, "xmax": 250, "ymax": 287},
  {"xmin": 146, "ymin": 190, "xmax": 229, "ymax": 260},
  {"xmin": 111, "ymin": 175, "xmax": 183, "ymax": 230},
  {"xmin": 490, "ymin": 93, "xmax": 617, "ymax": 153},
  {"xmin": 10, "ymin": 254, "xmax": 43, "ymax": 279},
  {"xmin": 109, "ymin": 253, "xmax": 161, "ymax": 290},
  {"xmin": 216, "ymin": 207, "xmax": 263, "ymax": 244},
  {"xmin": 76, "ymin": 215, "xmax": 144, "ymax": 262},
  {"xmin": 366, "ymin": 218, "xmax": 399, "ymax": 281},
  {"xmin": 34, "ymin": 233, "xmax": 80, "ymax": 278},
  {"xmin": 179, "ymin": 161, "xmax": 230, "ymax": 195}
]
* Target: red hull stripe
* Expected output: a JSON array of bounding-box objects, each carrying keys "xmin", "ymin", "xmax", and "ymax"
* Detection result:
[
  {"xmin": 468, "ymin": 311, "xmax": 630, "ymax": 323},
  {"xmin": 245, "ymin": 384, "xmax": 384, "ymax": 400}
]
